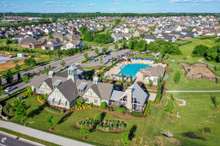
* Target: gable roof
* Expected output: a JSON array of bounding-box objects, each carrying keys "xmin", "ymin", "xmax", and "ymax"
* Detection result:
[
  {"xmin": 57, "ymin": 79, "xmax": 79, "ymax": 102},
  {"xmin": 130, "ymin": 82, "xmax": 148, "ymax": 106},
  {"xmin": 86, "ymin": 82, "xmax": 113, "ymax": 100}
]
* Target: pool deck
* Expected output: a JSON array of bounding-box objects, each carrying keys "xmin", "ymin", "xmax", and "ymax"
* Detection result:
[{"xmin": 105, "ymin": 59, "xmax": 154, "ymax": 79}]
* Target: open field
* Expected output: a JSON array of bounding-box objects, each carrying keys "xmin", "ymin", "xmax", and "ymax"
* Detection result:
[{"xmin": 165, "ymin": 37, "xmax": 220, "ymax": 90}]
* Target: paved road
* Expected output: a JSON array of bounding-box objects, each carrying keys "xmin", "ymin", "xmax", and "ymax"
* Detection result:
[
  {"xmin": 0, "ymin": 120, "xmax": 91, "ymax": 146},
  {"xmin": 0, "ymin": 132, "xmax": 40, "ymax": 146},
  {"xmin": 166, "ymin": 90, "xmax": 220, "ymax": 93},
  {"xmin": 1, "ymin": 51, "xmax": 95, "ymax": 85}
]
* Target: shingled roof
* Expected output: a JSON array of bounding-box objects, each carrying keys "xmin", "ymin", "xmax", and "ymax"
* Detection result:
[{"xmin": 57, "ymin": 79, "xmax": 79, "ymax": 102}]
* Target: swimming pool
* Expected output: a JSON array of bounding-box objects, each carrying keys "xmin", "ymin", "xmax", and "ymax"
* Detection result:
[{"xmin": 119, "ymin": 63, "xmax": 151, "ymax": 78}]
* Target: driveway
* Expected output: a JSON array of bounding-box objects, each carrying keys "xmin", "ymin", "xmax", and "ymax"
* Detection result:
[{"xmin": 0, "ymin": 120, "xmax": 92, "ymax": 146}]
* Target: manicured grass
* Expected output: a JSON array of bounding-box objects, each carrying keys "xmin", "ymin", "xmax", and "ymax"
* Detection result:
[{"xmin": 4, "ymin": 91, "xmax": 220, "ymax": 146}]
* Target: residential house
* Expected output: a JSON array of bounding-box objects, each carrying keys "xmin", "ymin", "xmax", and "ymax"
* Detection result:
[
  {"xmin": 136, "ymin": 64, "xmax": 166, "ymax": 86},
  {"xmin": 110, "ymin": 82, "xmax": 149, "ymax": 112}
]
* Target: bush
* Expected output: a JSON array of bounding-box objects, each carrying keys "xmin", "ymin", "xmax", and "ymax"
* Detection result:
[
  {"xmin": 131, "ymin": 112, "xmax": 144, "ymax": 117},
  {"xmin": 100, "ymin": 102, "xmax": 108, "ymax": 109},
  {"xmin": 173, "ymin": 71, "xmax": 181, "ymax": 84},
  {"xmin": 116, "ymin": 106, "xmax": 127, "ymax": 113}
]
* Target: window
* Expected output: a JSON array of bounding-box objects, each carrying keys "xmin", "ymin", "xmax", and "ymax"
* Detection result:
[
  {"xmin": 94, "ymin": 99, "xmax": 98, "ymax": 104},
  {"xmin": 52, "ymin": 98, "xmax": 55, "ymax": 104}
]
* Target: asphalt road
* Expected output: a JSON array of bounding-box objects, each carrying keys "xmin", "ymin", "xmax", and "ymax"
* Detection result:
[
  {"xmin": 0, "ymin": 133, "xmax": 39, "ymax": 146},
  {"xmin": 0, "ymin": 120, "xmax": 91, "ymax": 146},
  {"xmin": 1, "ymin": 51, "xmax": 95, "ymax": 85}
]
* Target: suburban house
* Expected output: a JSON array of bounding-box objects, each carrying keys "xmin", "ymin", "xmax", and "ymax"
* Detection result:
[
  {"xmin": 30, "ymin": 64, "xmax": 149, "ymax": 111},
  {"xmin": 136, "ymin": 64, "xmax": 166, "ymax": 86},
  {"xmin": 111, "ymin": 82, "xmax": 149, "ymax": 112},
  {"xmin": 20, "ymin": 36, "xmax": 46, "ymax": 49},
  {"xmin": 47, "ymin": 79, "xmax": 79, "ymax": 109},
  {"xmin": 82, "ymin": 76, "xmax": 113, "ymax": 106}
]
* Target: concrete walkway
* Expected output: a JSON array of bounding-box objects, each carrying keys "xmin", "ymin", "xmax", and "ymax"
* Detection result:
[
  {"xmin": 166, "ymin": 90, "xmax": 220, "ymax": 93},
  {"xmin": 0, "ymin": 120, "xmax": 91, "ymax": 146}
]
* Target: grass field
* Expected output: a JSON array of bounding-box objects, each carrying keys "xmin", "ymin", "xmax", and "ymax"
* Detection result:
[
  {"xmin": 165, "ymin": 37, "xmax": 220, "ymax": 90},
  {"xmin": 3, "ymin": 91, "xmax": 220, "ymax": 146}
]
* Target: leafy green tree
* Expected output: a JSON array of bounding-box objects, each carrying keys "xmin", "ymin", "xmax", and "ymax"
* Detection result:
[
  {"xmin": 205, "ymin": 46, "xmax": 219, "ymax": 61},
  {"xmin": 4, "ymin": 70, "xmax": 13, "ymax": 84},
  {"xmin": 192, "ymin": 45, "xmax": 209, "ymax": 57},
  {"xmin": 48, "ymin": 116, "xmax": 54, "ymax": 128},
  {"xmin": 121, "ymin": 132, "xmax": 130, "ymax": 145},
  {"xmin": 24, "ymin": 57, "xmax": 37, "ymax": 67},
  {"xmin": 210, "ymin": 96, "xmax": 218, "ymax": 108},
  {"xmin": 95, "ymin": 48, "xmax": 100, "ymax": 56},
  {"xmin": 100, "ymin": 102, "xmax": 108, "ymax": 109},
  {"xmin": 60, "ymin": 60, "xmax": 66, "ymax": 67},
  {"xmin": 79, "ymin": 127, "xmax": 90, "ymax": 140},
  {"xmin": 15, "ymin": 64, "xmax": 21, "ymax": 71},
  {"xmin": 173, "ymin": 71, "xmax": 181, "ymax": 84},
  {"xmin": 13, "ymin": 99, "xmax": 28, "ymax": 122},
  {"xmin": 83, "ymin": 53, "xmax": 89, "ymax": 62},
  {"xmin": 24, "ymin": 87, "xmax": 33, "ymax": 97}
]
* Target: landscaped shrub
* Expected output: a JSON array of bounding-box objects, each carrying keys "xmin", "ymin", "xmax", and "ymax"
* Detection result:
[
  {"xmin": 78, "ymin": 119, "xmax": 127, "ymax": 133},
  {"xmin": 116, "ymin": 106, "xmax": 127, "ymax": 113},
  {"xmin": 100, "ymin": 101, "xmax": 108, "ymax": 109},
  {"xmin": 131, "ymin": 112, "xmax": 144, "ymax": 117},
  {"xmin": 3, "ymin": 103, "xmax": 15, "ymax": 117}
]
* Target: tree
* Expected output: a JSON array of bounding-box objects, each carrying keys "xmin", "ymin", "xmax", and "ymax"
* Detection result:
[
  {"xmin": 61, "ymin": 60, "xmax": 66, "ymax": 67},
  {"xmin": 83, "ymin": 53, "xmax": 89, "ymax": 62},
  {"xmin": 24, "ymin": 57, "xmax": 37, "ymax": 67},
  {"xmin": 205, "ymin": 46, "xmax": 219, "ymax": 61},
  {"xmin": 121, "ymin": 132, "xmax": 130, "ymax": 145},
  {"xmin": 24, "ymin": 87, "xmax": 33, "ymax": 97},
  {"xmin": 210, "ymin": 96, "xmax": 218, "ymax": 108},
  {"xmin": 48, "ymin": 116, "xmax": 54, "ymax": 128},
  {"xmin": 102, "ymin": 48, "xmax": 108, "ymax": 55},
  {"xmin": 173, "ymin": 71, "xmax": 181, "ymax": 84},
  {"xmin": 13, "ymin": 99, "xmax": 28, "ymax": 122},
  {"xmin": 0, "ymin": 85, "xmax": 3, "ymax": 95},
  {"xmin": 4, "ymin": 70, "xmax": 13, "ymax": 84},
  {"xmin": 15, "ymin": 64, "xmax": 21, "ymax": 71},
  {"xmin": 95, "ymin": 48, "xmax": 100, "ymax": 56},
  {"xmin": 192, "ymin": 45, "xmax": 209, "ymax": 57},
  {"xmin": 100, "ymin": 102, "xmax": 108, "ymax": 109},
  {"xmin": 79, "ymin": 127, "xmax": 90, "ymax": 140}
]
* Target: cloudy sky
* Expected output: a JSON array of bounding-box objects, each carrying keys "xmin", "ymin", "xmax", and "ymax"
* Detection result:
[{"xmin": 0, "ymin": 0, "xmax": 220, "ymax": 13}]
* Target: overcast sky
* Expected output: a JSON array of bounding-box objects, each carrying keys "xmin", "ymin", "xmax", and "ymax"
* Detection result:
[{"xmin": 0, "ymin": 0, "xmax": 220, "ymax": 13}]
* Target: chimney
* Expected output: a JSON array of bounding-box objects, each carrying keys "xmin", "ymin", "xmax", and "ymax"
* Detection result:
[
  {"xmin": 93, "ymin": 74, "xmax": 99, "ymax": 84},
  {"xmin": 48, "ymin": 71, "xmax": 54, "ymax": 78}
]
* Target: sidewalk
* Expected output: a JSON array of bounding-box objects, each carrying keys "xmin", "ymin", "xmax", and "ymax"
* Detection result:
[{"xmin": 0, "ymin": 120, "xmax": 91, "ymax": 146}]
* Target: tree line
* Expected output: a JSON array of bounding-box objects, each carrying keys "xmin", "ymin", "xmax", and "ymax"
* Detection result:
[
  {"xmin": 192, "ymin": 45, "xmax": 220, "ymax": 62},
  {"xmin": 1, "ymin": 12, "xmax": 220, "ymax": 19},
  {"xmin": 80, "ymin": 26, "xmax": 113, "ymax": 44}
]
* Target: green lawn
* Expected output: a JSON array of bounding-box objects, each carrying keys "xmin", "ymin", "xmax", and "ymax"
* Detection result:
[
  {"xmin": 165, "ymin": 37, "xmax": 220, "ymax": 90},
  {"xmin": 4, "ymin": 92, "xmax": 220, "ymax": 146}
]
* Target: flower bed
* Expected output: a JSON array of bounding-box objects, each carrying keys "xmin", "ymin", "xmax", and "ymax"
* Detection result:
[{"xmin": 78, "ymin": 118, "xmax": 127, "ymax": 133}]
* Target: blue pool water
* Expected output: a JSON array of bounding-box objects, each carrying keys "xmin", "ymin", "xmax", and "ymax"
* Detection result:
[{"xmin": 119, "ymin": 63, "xmax": 151, "ymax": 78}]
